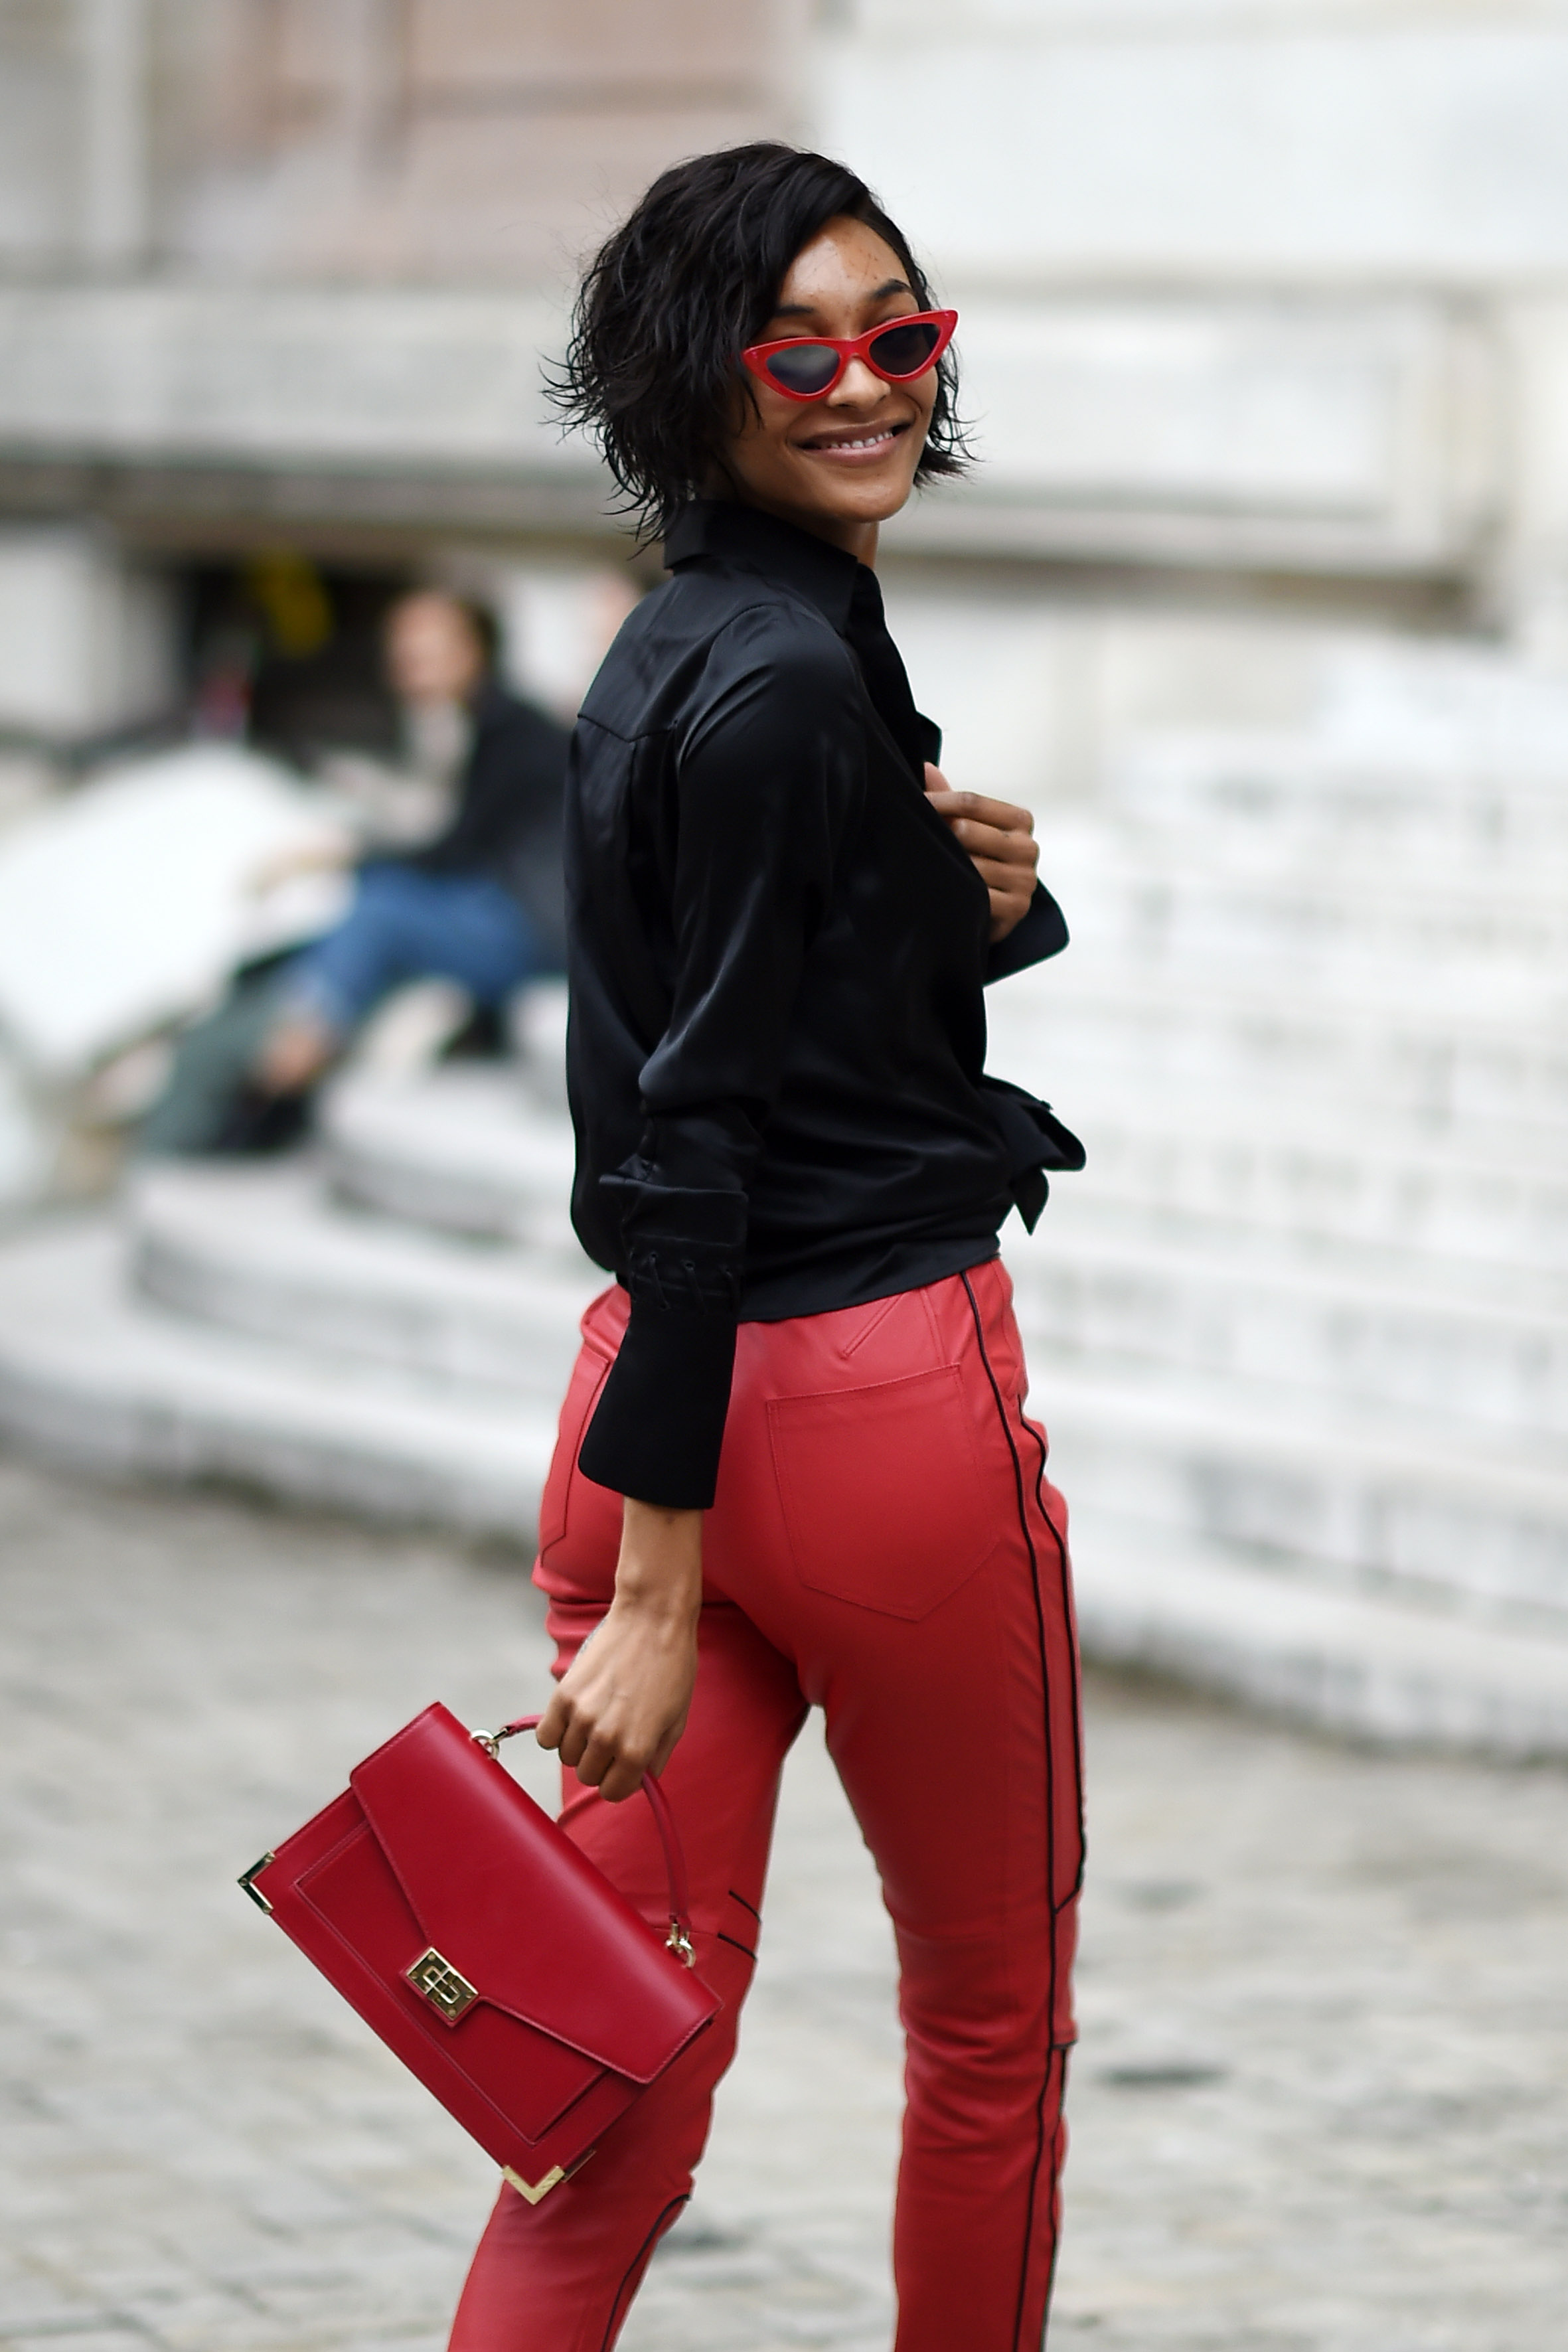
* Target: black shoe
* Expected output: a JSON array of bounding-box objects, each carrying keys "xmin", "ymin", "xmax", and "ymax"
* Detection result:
[
  {"xmin": 209, "ymin": 1082, "xmax": 314, "ymax": 1156},
  {"xmin": 439, "ymin": 1002, "xmax": 509, "ymax": 1061}
]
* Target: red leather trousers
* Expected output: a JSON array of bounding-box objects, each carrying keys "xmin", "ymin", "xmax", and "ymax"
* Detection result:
[{"xmin": 448, "ymin": 1257, "xmax": 1083, "ymax": 2352}]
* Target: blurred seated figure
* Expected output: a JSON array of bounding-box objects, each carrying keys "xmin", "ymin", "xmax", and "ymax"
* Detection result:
[{"xmin": 141, "ymin": 589, "xmax": 570, "ymax": 1155}]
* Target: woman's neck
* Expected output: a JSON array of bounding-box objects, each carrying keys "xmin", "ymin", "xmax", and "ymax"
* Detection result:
[{"xmin": 716, "ymin": 485, "xmax": 878, "ymax": 568}]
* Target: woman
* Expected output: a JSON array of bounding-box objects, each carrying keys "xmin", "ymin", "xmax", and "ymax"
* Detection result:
[{"xmin": 449, "ymin": 143, "xmax": 1085, "ymax": 2352}]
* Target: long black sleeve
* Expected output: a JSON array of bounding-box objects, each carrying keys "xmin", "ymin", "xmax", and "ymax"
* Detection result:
[{"xmin": 576, "ymin": 607, "xmax": 864, "ymax": 1508}]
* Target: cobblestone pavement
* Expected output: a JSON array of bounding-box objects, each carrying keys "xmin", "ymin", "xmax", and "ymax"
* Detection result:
[{"xmin": 1, "ymin": 1452, "xmax": 1565, "ymax": 2351}]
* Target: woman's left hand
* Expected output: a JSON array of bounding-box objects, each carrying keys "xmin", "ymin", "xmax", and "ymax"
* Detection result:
[
  {"xmin": 536, "ymin": 1500, "xmax": 702, "ymax": 1802},
  {"xmin": 924, "ymin": 765, "xmax": 1040, "ymax": 942}
]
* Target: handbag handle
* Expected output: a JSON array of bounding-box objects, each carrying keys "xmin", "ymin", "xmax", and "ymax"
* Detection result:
[{"xmin": 473, "ymin": 1716, "xmax": 696, "ymax": 1967}]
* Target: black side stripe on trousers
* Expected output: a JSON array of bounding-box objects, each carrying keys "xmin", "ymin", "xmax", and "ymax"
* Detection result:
[
  {"xmin": 599, "ymin": 2195, "xmax": 688, "ymax": 2352},
  {"xmin": 961, "ymin": 1271, "xmax": 1061, "ymax": 2352},
  {"xmin": 1020, "ymin": 1410, "xmax": 1086, "ymax": 1901}
]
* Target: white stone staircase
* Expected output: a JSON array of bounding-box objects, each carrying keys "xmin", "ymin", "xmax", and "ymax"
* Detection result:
[
  {"xmin": 0, "ymin": 1069, "xmax": 599, "ymax": 1534},
  {"xmin": 988, "ymin": 651, "xmax": 1568, "ymax": 1747},
  {"xmin": 0, "ymin": 647, "xmax": 1565, "ymax": 1752}
]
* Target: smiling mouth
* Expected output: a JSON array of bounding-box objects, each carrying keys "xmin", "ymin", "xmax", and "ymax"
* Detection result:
[{"xmin": 796, "ymin": 421, "xmax": 909, "ymax": 456}]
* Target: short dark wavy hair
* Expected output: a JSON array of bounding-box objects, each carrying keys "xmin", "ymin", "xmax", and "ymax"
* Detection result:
[{"xmin": 550, "ymin": 142, "xmax": 969, "ymax": 543}]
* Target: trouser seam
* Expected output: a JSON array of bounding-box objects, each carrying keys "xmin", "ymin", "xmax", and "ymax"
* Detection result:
[
  {"xmin": 1022, "ymin": 1410, "xmax": 1086, "ymax": 1900},
  {"xmin": 597, "ymin": 2194, "xmax": 687, "ymax": 2352},
  {"xmin": 961, "ymin": 1268, "xmax": 1059, "ymax": 2352}
]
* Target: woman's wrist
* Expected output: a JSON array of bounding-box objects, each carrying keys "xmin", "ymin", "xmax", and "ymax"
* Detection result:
[{"xmin": 613, "ymin": 1498, "xmax": 704, "ymax": 1622}]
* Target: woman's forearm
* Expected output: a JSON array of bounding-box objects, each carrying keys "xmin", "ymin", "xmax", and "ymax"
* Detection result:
[
  {"xmin": 615, "ymin": 1498, "xmax": 704, "ymax": 1619},
  {"xmin": 534, "ymin": 1499, "xmax": 702, "ymax": 1800}
]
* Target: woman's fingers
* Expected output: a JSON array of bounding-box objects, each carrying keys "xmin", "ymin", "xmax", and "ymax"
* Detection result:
[
  {"xmin": 923, "ymin": 780, "xmax": 1041, "ymax": 932},
  {"xmin": 531, "ymin": 1502, "xmax": 701, "ymax": 1800},
  {"xmin": 936, "ymin": 811, "xmax": 1038, "ymax": 861},
  {"xmin": 928, "ymin": 791, "xmax": 1036, "ymax": 841},
  {"xmin": 531, "ymin": 1597, "xmax": 698, "ymax": 1802},
  {"xmin": 969, "ymin": 853, "xmax": 1035, "ymax": 891},
  {"xmin": 924, "ymin": 773, "xmax": 1036, "ymax": 835},
  {"xmin": 966, "ymin": 842, "xmax": 1040, "ymax": 941},
  {"xmin": 534, "ymin": 1687, "xmax": 570, "ymax": 1753},
  {"xmin": 541, "ymin": 1695, "xmax": 653, "ymax": 1793}
]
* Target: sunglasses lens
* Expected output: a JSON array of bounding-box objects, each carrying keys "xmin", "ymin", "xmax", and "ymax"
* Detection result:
[
  {"xmin": 868, "ymin": 319, "xmax": 943, "ymax": 378},
  {"xmin": 763, "ymin": 343, "xmax": 841, "ymax": 396}
]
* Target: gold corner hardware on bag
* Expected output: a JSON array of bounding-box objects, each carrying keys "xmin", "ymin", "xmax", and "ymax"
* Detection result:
[
  {"xmin": 406, "ymin": 1947, "xmax": 480, "ymax": 2023},
  {"xmin": 238, "ymin": 1854, "xmax": 276, "ymax": 1913},
  {"xmin": 502, "ymin": 2162, "xmax": 566, "ymax": 2205},
  {"xmin": 666, "ymin": 1921, "xmax": 696, "ymax": 1967},
  {"xmin": 501, "ymin": 2145, "xmax": 593, "ymax": 2205}
]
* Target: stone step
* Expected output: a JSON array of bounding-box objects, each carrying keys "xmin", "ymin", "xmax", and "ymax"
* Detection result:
[
  {"xmin": 1034, "ymin": 1356, "xmax": 1568, "ymax": 1626},
  {"xmin": 1010, "ymin": 1214, "xmax": 1568, "ymax": 1439},
  {"xmin": 324, "ymin": 1034, "xmax": 1567, "ymax": 1293},
  {"xmin": 303, "ymin": 1073, "xmax": 1568, "ymax": 1450},
  {"xmin": 1043, "ymin": 832, "xmax": 1568, "ymax": 975},
  {"xmin": 3, "ymin": 1210, "xmax": 1563, "ymax": 1752},
  {"xmin": 1107, "ymin": 776, "xmax": 1568, "ymax": 882},
  {"xmin": 153, "ymin": 1146, "xmax": 1567, "ymax": 1470},
  {"xmin": 0, "ymin": 1219, "xmax": 556, "ymax": 1535},
  {"xmin": 128, "ymin": 1160, "xmax": 601, "ymax": 1396},
  {"xmin": 323, "ymin": 1054, "xmax": 1568, "ymax": 1277},
  {"xmin": 116, "ymin": 1142, "xmax": 1568, "ymax": 1618},
  {"xmin": 320, "ymin": 1064, "xmax": 581, "ymax": 1250},
  {"xmin": 991, "ymin": 967, "xmax": 1568, "ymax": 1138},
  {"xmin": 1051, "ymin": 1107, "xmax": 1568, "ymax": 1275},
  {"xmin": 329, "ymin": 1055, "xmax": 1568, "ymax": 1286},
  {"xmin": 1111, "ymin": 722, "xmax": 1568, "ymax": 866},
  {"xmin": 1068, "ymin": 1502, "xmax": 1568, "ymax": 1760}
]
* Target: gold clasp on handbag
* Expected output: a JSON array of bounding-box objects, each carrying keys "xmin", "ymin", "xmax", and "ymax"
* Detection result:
[{"xmin": 406, "ymin": 1947, "xmax": 480, "ymax": 2023}]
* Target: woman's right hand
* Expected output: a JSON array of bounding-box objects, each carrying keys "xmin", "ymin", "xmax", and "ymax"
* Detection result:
[
  {"xmin": 536, "ymin": 1499, "xmax": 702, "ymax": 1802},
  {"xmin": 923, "ymin": 763, "xmax": 1040, "ymax": 941}
]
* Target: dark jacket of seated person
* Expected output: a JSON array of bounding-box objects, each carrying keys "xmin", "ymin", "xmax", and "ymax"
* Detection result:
[
  {"xmin": 407, "ymin": 680, "xmax": 572, "ymax": 972},
  {"xmin": 277, "ymin": 679, "xmax": 571, "ymax": 1044},
  {"xmin": 139, "ymin": 680, "xmax": 570, "ymax": 1156}
]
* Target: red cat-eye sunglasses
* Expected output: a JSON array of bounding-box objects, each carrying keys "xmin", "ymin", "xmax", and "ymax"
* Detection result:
[{"xmin": 740, "ymin": 308, "xmax": 958, "ymax": 402}]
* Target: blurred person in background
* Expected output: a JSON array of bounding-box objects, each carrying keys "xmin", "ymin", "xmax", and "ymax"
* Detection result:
[
  {"xmin": 140, "ymin": 588, "xmax": 570, "ymax": 1155},
  {"xmin": 446, "ymin": 143, "xmax": 1083, "ymax": 2352}
]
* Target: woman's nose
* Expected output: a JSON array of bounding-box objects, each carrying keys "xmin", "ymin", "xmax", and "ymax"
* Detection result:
[{"xmin": 826, "ymin": 356, "xmax": 886, "ymax": 406}]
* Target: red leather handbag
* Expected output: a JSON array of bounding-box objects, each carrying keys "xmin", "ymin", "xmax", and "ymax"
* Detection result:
[{"xmin": 238, "ymin": 1702, "xmax": 718, "ymax": 2205}]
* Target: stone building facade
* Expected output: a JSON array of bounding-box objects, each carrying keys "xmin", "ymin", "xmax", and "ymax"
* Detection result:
[{"xmin": 8, "ymin": 1, "xmax": 1568, "ymax": 742}]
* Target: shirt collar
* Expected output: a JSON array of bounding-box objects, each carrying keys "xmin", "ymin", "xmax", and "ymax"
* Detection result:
[{"xmin": 663, "ymin": 500, "xmax": 864, "ymax": 634}]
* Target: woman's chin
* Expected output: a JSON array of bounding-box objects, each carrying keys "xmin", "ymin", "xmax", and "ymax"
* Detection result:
[{"xmin": 795, "ymin": 463, "xmax": 919, "ymax": 528}]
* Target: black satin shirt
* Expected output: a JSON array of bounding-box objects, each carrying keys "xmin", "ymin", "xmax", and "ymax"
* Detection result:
[{"xmin": 567, "ymin": 500, "xmax": 1081, "ymax": 1509}]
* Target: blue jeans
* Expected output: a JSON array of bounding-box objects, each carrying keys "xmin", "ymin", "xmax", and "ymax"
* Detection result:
[{"xmin": 285, "ymin": 862, "xmax": 542, "ymax": 1034}]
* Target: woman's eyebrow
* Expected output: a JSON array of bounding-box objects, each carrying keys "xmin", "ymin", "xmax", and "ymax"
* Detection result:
[{"xmin": 771, "ymin": 277, "xmax": 913, "ymax": 318}]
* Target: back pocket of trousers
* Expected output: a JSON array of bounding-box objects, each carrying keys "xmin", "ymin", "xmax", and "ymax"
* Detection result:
[
  {"xmin": 536, "ymin": 1344, "xmax": 613, "ymax": 1557},
  {"xmin": 767, "ymin": 1366, "xmax": 995, "ymax": 1622}
]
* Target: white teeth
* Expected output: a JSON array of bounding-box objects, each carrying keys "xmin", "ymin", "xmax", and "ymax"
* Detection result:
[{"xmin": 813, "ymin": 430, "xmax": 892, "ymax": 452}]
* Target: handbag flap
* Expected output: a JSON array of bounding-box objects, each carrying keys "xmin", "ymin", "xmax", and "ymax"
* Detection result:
[{"xmin": 350, "ymin": 1705, "xmax": 715, "ymax": 2084}]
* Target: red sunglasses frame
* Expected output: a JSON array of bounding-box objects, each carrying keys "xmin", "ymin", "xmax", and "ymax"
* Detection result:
[{"xmin": 740, "ymin": 308, "xmax": 959, "ymax": 403}]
